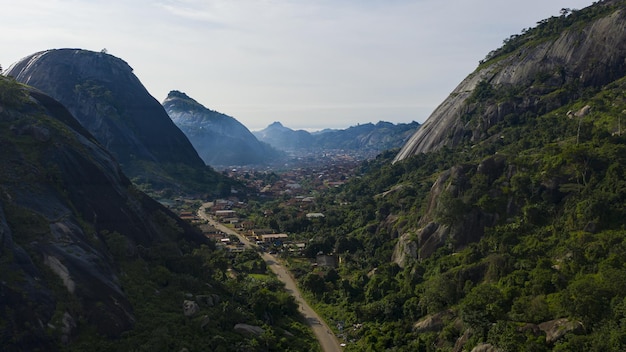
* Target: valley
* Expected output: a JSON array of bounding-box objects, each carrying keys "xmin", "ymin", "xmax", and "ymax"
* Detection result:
[
  {"xmin": 196, "ymin": 203, "xmax": 343, "ymax": 352},
  {"xmin": 4, "ymin": 1, "xmax": 626, "ymax": 351}
]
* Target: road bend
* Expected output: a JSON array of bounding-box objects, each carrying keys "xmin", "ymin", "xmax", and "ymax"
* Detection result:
[{"xmin": 197, "ymin": 203, "xmax": 343, "ymax": 352}]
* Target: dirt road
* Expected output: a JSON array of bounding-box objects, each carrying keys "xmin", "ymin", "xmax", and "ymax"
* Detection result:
[{"xmin": 197, "ymin": 204, "xmax": 343, "ymax": 352}]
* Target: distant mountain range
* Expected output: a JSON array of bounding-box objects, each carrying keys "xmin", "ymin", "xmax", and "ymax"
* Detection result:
[
  {"xmin": 253, "ymin": 120, "xmax": 420, "ymax": 156},
  {"xmin": 163, "ymin": 91, "xmax": 283, "ymax": 167}
]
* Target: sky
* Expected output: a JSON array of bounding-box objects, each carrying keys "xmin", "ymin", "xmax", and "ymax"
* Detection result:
[{"xmin": 0, "ymin": 0, "xmax": 596, "ymax": 131}]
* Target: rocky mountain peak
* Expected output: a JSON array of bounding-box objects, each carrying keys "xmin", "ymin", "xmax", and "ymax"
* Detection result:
[
  {"xmin": 394, "ymin": 4, "xmax": 626, "ymax": 162},
  {"xmin": 6, "ymin": 48, "xmax": 208, "ymax": 189},
  {"xmin": 163, "ymin": 91, "xmax": 283, "ymax": 167},
  {"xmin": 268, "ymin": 121, "xmax": 285, "ymax": 128}
]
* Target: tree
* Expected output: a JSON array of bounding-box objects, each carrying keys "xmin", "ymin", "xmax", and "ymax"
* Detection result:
[
  {"xmin": 460, "ymin": 284, "xmax": 506, "ymax": 338},
  {"xmin": 302, "ymin": 273, "xmax": 326, "ymax": 296},
  {"xmin": 560, "ymin": 274, "xmax": 610, "ymax": 326}
]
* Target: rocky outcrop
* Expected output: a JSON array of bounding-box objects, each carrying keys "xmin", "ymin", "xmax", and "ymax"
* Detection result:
[
  {"xmin": 391, "ymin": 231, "xmax": 418, "ymax": 267},
  {"xmin": 394, "ymin": 155, "xmax": 508, "ymax": 262},
  {"xmin": 395, "ymin": 5, "xmax": 626, "ymax": 162},
  {"xmin": 163, "ymin": 90, "xmax": 283, "ymax": 167},
  {"xmin": 6, "ymin": 49, "xmax": 210, "ymax": 189},
  {"xmin": 183, "ymin": 300, "xmax": 200, "ymax": 317},
  {"xmin": 413, "ymin": 310, "xmax": 454, "ymax": 333},
  {"xmin": 234, "ymin": 323, "xmax": 265, "ymax": 336},
  {"xmin": 538, "ymin": 318, "xmax": 584, "ymax": 344}
]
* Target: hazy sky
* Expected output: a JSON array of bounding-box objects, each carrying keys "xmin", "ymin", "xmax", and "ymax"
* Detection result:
[{"xmin": 1, "ymin": 0, "xmax": 595, "ymax": 131}]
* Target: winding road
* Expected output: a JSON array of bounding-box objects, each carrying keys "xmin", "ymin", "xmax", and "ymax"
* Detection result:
[{"xmin": 198, "ymin": 203, "xmax": 343, "ymax": 352}]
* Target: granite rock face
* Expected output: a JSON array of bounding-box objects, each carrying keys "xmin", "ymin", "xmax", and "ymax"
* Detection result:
[
  {"xmin": 163, "ymin": 90, "xmax": 283, "ymax": 167},
  {"xmin": 6, "ymin": 49, "xmax": 207, "ymax": 186},
  {"xmin": 0, "ymin": 78, "xmax": 206, "ymax": 349},
  {"xmin": 394, "ymin": 5, "xmax": 626, "ymax": 162}
]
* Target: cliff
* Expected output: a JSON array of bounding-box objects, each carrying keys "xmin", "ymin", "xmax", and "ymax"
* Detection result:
[{"xmin": 394, "ymin": 1, "xmax": 626, "ymax": 162}]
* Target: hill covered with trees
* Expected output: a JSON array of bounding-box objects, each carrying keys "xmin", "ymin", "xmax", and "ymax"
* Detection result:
[{"xmin": 255, "ymin": 1, "xmax": 626, "ymax": 350}]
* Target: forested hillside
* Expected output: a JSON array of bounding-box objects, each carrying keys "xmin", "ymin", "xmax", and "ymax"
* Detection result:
[
  {"xmin": 258, "ymin": 1, "xmax": 626, "ymax": 350},
  {"xmin": 0, "ymin": 76, "xmax": 316, "ymax": 351}
]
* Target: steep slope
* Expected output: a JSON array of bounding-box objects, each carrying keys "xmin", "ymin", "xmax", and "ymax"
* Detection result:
[
  {"xmin": 269, "ymin": 2, "xmax": 626, "ymax": 350},
  {"xmin": 6, "ymin": 49, "xmax": 228, "ymax": 192},
  {"xmin": 0, "ymin": 76, "xmax": 206, "ymax": 349},
  {"xmin": 395, "ymin": 0, "xmax": 626, "ymax": 162},
  {"xmin": 163, "ymin": 90, "xmax": 283, "ymax": 167}
]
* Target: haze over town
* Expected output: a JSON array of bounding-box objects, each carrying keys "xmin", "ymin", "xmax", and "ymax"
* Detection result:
[{"xmin": 1, "ymin": 0, "xmax": 595, "ymax": 130}]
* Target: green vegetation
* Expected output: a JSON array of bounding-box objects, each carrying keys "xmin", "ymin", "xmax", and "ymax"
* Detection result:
[
  {"xmin": 481, "ymin": 1, "xmax": 619, "ymax": 65},
  {"xmin": 0, "ymin": 76, "xmax": 30, "ymax": 107},
  {"xmin": 0, "ymin": 77, "xmax": 316, "ymax": 351},
  {"xmin": 254, "ymin": 43, "xmax": 626, "ymax": 352},
  {"xmin": 5, "ymin": 1, "xmax": 626, "ymax": 350},
  {"xmin": 66, "ymin": 245, "xmax": 317, "ymax": 351}
]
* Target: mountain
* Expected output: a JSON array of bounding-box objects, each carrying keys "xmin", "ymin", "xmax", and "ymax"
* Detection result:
[
  {"xmin": 163, "ymin": 90, "xmax": 283, "ymax": 167},
  {"xmin": 253, "ymin": 122, "xmax": 314, "ymax": 151},
  {"xmin": 254, "ymin": 120, "xmax": 420, "ymax": 156},
  {"xmin": 5, "ymin": 49, "xmax": 230, "ymax": 193},
  {"xmin": 395, "ymin": 1, "xmax": 626, "ymax": 162},
  {"xmin": 0, "ymin": 76, "xmax": 207, "ymax": 349},
  {"xmin": 0, "ymin": 76, "xmax": 317, "ymax": 351},
  {"xmin": 314, "ymin": 121, "xmax": 420, "ymax": 152},
  {"xmin": 271, "ymin": 1, "xmax": 626, "ymax": 350}
]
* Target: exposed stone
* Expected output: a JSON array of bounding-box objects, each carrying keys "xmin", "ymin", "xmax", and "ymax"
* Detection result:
[
  {"xmin": 453, "ymin": 329, "xmax": 471, "ymax": 352},
  {"xmin": 196, "ymin": 294, "xmax": 221, "ymax": 307},
  {"xmin": 392, "ymin": 231, "xmax": 417, "ymax": 268},
  {"xmin": 0, "ymin": 80, "xmax": 210, "ymax": 347},
  {"xmin": 6, "ymin": 48, "xmax": 210, "ymax": 189},
  {"xmin": 538, "ymin": 318, "xmax": 584, "ymax": 344},
  {"xmin": 43, "ymin": 256, "xmax": 75, "ymax": 294},
  {"xmin": 395, "ymin": 8, "xmax": 626, "ymax": 162},
  {"xmin": 183, "ymin": 300, "xmax": 200, "ymax": 317},
  {"xmin": 234, "ymin": 323, "xmax": 265, "ymax": 336},
  {"xmin": 413, "ymin": 310, "xmax": 454, "ymax": 333},
  {"xmin": 60, "ymin": 312, "xmax": 76, "ymax": 344},
  {"xmin": 163, "ymin": 90, "xmax": 283, "ymax": 167}
]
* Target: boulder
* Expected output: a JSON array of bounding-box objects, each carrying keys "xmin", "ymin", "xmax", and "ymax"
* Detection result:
[
  {"xmin": 413, "ymin": 310, "xmax": 454, "ymax": 333},
  {"xmin": 234, "ymin": 323, "xmax": 265, "ymax": 336},
  {"xmin": 196, "ymin": 294, "xmax": 220, "ymax": 307},
  {"xmin": 538, "ymin": 318, "xmax": 584, "ymax": 344},
  {"xmin": 182, "ymin": 300, "xmax": 200, "ymax": 317}
]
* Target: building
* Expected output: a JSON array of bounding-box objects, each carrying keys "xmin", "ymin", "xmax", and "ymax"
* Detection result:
[
  {"xmin": 316, "ymin": 254, "xmax": 338, "ymax": 268},
  {"xmin": 215, "ymin": 210, "xmax": 236, "ymax": 218},
  {"xmin": 259, "ymin": 233, "xmax": 289, "ymax": 243}
]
